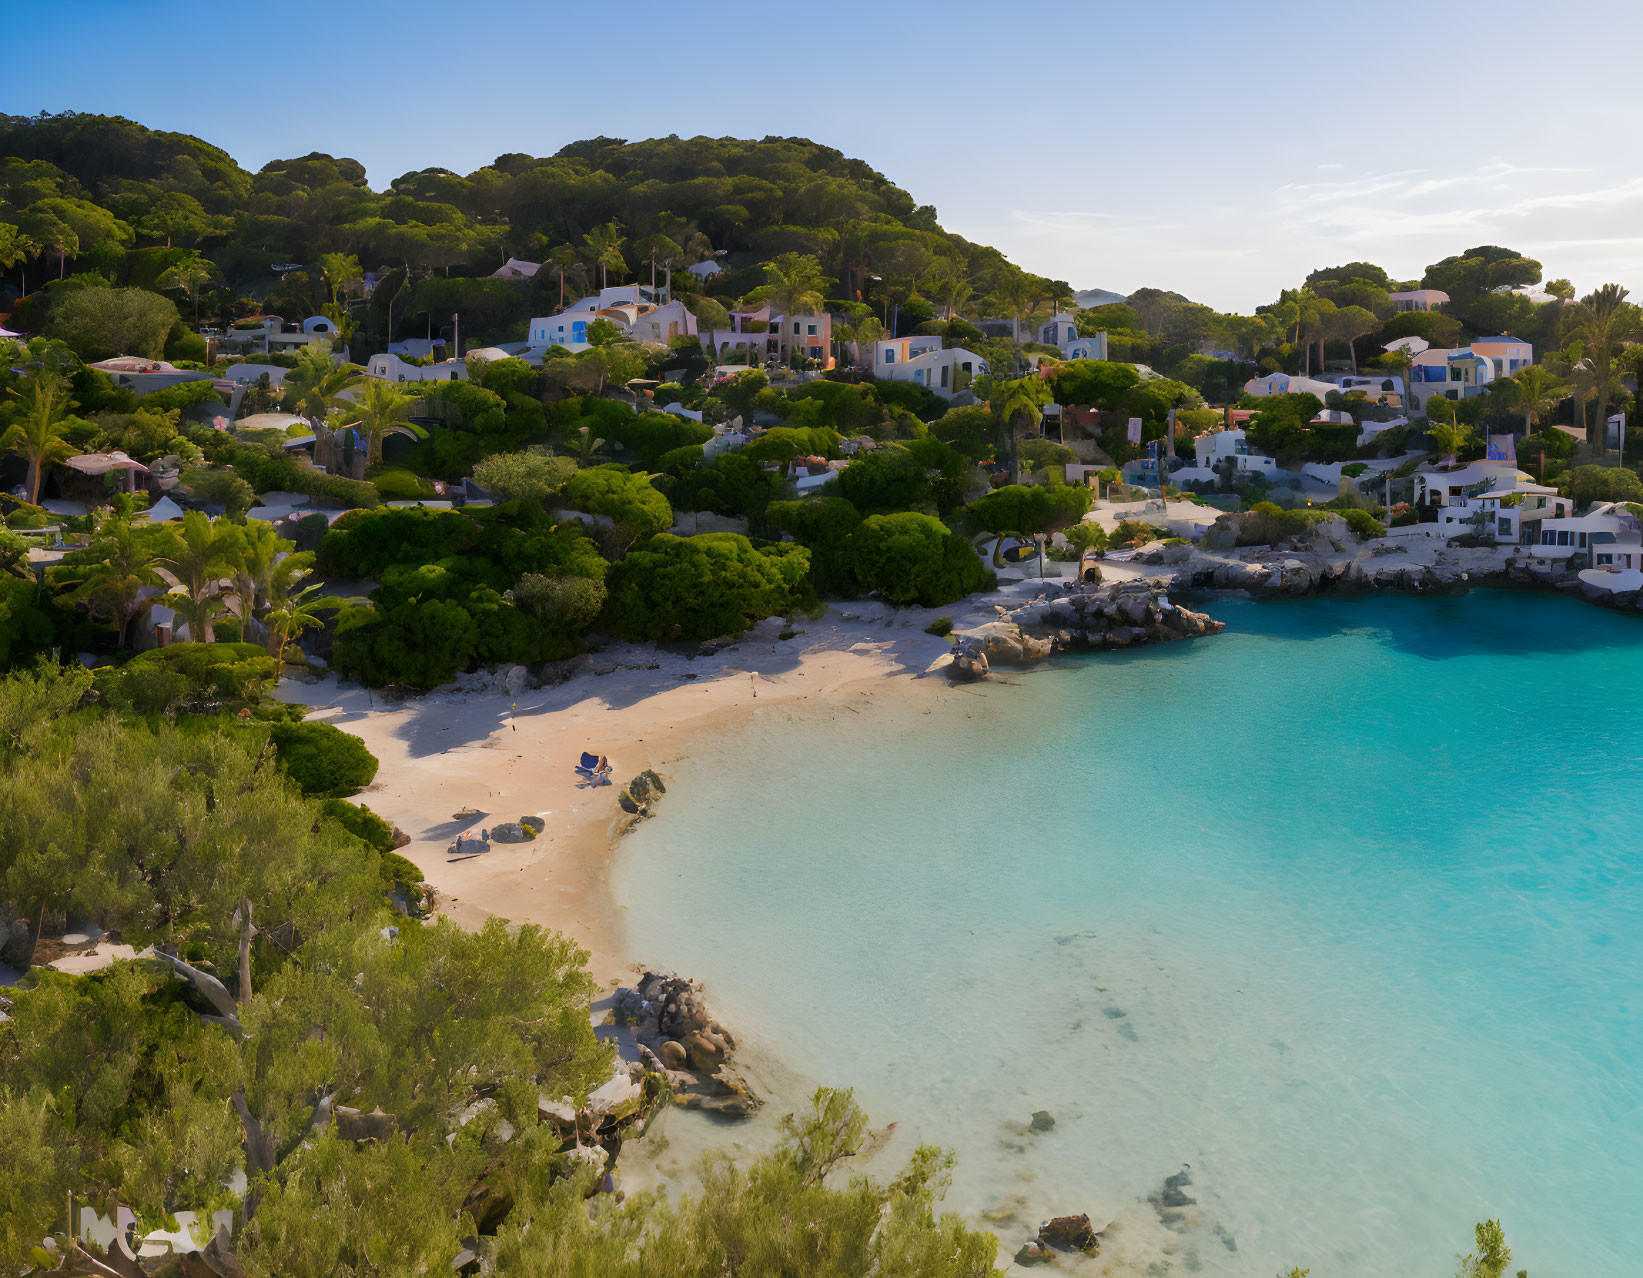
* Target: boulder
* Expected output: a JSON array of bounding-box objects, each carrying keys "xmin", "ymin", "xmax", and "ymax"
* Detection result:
[
  {"xmin": 682, "ymin": 1031, "xmax": 725, "ymax": 1070},
  {"xmin": 1037, "ymin": 1213, "xmax": 1100, "ymax": 1253},
  {"xmin": 519, "ymin": 814, "xmax": 546, "ymax": 835},
  {"xmin": 947, "ymin": 650, "xmax": 990, "ymax": 681},
  {"xmin": 659, "ymin": 1040, "xmax": 688, "ymax": 1070},
  {"xmin": 490, "ymin": 822, "xmax": 529, "ymax": 843},
  {"xmin": 1030, "ymin": 1110, "xmax": 1055, "ymax": 1132}
]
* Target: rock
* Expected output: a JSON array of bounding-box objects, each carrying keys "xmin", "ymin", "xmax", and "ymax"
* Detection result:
[
  {"xmin": 519, "ymin": 815, "xmax": 546, "ymax": 835},
  {"xmin": 502, "ymin": 664, "xmax": 528, "ymax": 694},
  {"xmin": 619, "ymin": 769, "xmax": 667, "ymax": 817},
  {"xmin": 489, "ymin": 822, "xmax": 529, "ymax": 843},
  {"xmin": 660, "ymin": 1040, "xmax": 688, "ymax": 1070},
  {"xmin": 947, "ymin": 649, "xmax": 989, "ymax": 681},
  {"xmin": 1038, "ymin": 1213, "xmax": 1100, "ymax": 1253},
  {"xmin": 335, "ymin": 1105, "xmax": 397, "ymax": 1143},
  {"xmin": 1029, "ymin": 1110, "xmax": 1055, "ymax": 1132},
  {"xmin": 389, "ymin": 824, "xmax": 411, "ymax": 850},
  {"xmin": 683, "ymin": 1031, "xmax": 725, "ymax": 1070},
  {"xmin": 1014, "ymin": 1241, "xmax": 1050, "ymax": 1266}
]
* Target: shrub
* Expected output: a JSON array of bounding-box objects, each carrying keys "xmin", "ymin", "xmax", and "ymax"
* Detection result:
[
  {"xmin": 93, "ymin": 642, "xmax": 277, "ymax": 715},
  {"xmin": 268, "ymin": 720, "xmax": 380, "ymax": 797},
  {"xmin": 318, "ymin": 507, "xmax": 480, "ymax": 577},
  {"xmin": 561, "ymin": 465, "xmax": 673, "ymax": 541},
  {"xmin": 180, "ymin": 466, "xmax": 256, "ymax": 519},
  {"xmin": 925, "ymin": 616, "xmax": 953, "ymax": 637},
  {"xmin": 842, "ymin": 513, "xmax": 995, "ymax": 607},
  {"xmin": 471, "ymin": 449, "xmax": 577, "ymax": 504},
  {"xmin": 332, "ymin": 596, "xmax": 481, "ymax": 690},
  {"xmin": 505, "ymin": 573, "xmax": 607, "ymax": 636},
  {"xmin": 1110, "ymin": 519, "xmax": 1171, "ymax": 547},
  {"xmin": 1339, "ymin": 508, "xmax": 1386, "ymax": 541},
  {"xmin": 602, "ymin": 533, "xmax": 811, "ymax": 641},
  {"xmin": 322, "ymin": 797, "xmax": 397, "ymax": 853},
  {"xmin": 370, "ymin": 469, "xmax": 437, "ymax": 501},
  {"xmin": 378, "ymin": 849, "xmax": 424, "ymax": 887},
  {"xmin": 1563, "ymin": 464, "xmax": 1643, "ymax": 509}
]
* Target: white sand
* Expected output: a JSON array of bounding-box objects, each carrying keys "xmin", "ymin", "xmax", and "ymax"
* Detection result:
[{"xmin": 277, "ymin": 608, "xmax": 962, "ymax": 986}]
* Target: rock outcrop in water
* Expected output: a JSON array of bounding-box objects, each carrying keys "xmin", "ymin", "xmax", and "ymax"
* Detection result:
[
  {"xmin": 614, "ymin": 971, "xmax": 762, "ymax": 1118},
  {"xmin": 950, "ymin": 581, "xmax": 1223, "ymax": 678}
]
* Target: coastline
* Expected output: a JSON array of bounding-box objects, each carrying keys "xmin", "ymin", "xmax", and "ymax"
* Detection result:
[{"xmin": 277, "ymin": 605, "xmax": 964, "ymax": 989}]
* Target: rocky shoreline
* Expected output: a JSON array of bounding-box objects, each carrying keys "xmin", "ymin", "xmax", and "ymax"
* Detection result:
[
  {"xmin": 950, "ymin": 580, "xmax": 1224, "ymax": 678},
  {"xmin": 951, "ymin": 531, "xmax": 1643, "ymax": 679}
]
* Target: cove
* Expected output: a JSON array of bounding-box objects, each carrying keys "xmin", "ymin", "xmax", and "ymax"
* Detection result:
[{"xmin": 614, "ymin": 591, "xmax": 1643, "ymax": 1276}]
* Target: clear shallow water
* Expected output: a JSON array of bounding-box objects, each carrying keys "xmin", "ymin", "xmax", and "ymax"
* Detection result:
[{"xmin": 614, "ymin": 591, "xmax": 1643, "ymax": 1277}]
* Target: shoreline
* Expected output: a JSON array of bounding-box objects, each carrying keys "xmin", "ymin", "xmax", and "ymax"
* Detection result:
[{"xmin": 278, "ymin": 606, "xmax": 964, "ymax": 989}]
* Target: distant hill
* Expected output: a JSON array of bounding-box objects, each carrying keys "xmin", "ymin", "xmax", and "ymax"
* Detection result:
[{"xmin": 1074, "ymin": 287, "xmax": 1127, "ymax": 309}]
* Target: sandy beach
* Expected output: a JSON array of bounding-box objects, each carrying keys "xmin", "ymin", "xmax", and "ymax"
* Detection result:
[{"xmin": 278, "ymin": 605, "xmax": 971, "ymax": 986}]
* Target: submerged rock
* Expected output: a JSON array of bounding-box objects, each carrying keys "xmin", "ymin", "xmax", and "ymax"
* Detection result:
[
  {"xmin": 1036, "ymin": 1213, "xmax": 1101, "ymax": 1253},
  {"xmin": 1029, "ymin": 1110, "xmax": 1055, "ymax": 1133}
]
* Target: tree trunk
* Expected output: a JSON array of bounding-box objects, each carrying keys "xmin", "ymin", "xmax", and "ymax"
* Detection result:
[
  {"xmin": 20, "ymin": 896, "xmax": 45, "ymax": 970},
  {"xmin": 237, "ymin": 900, "xmax": 254, "ymax": 1005},
  {"xmin": 27, "ymin": 455, "xmax": 40, "ymax": 505}
]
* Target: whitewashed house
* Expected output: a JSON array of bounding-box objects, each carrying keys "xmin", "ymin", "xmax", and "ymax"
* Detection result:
[
  {"xmin": 365, "ymin": 353, "xmax": 468, "ymax": 383},
  {"xmin": 1526, "ymin": 502, "xmax": 1643, "ymax": 569},
  {"xmin": 1411, "ymin": 459, "xmax": 1532, "ymax": 509},
  {"xmin": 1432, "ymin": 480, "xmax": 1571, "ymax": 544},
  {"xmin": 872, "ymin": 336, "xmax": 987, "ymax": 397}
]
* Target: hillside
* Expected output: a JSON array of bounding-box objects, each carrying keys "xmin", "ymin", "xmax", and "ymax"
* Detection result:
[{"xmin": 0, "ymin": 112, "xmax": 1069, "ymax": 351}]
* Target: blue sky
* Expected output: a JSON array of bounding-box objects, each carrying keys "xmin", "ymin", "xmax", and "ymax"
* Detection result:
[{"xmin": 16, "ymin": 0, "xmax": 1643, "ymax": 311}]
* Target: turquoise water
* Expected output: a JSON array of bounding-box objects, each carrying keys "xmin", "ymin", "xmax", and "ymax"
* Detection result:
[{"xmin": 613, "ymin": 592, "xmax": 1643, "ymax": 1276}]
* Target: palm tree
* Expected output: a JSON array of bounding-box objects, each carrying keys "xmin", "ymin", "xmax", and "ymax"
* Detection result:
[
  {"xmin": 546, "ymin": 244, "xmax": 583, "ymax": 309},
  {"xmin": 566, "ymin": 426, "xmax": 608, "ymax": 467},
  {"xmin": 286, "ymin": 345, "xmax": 363, "ymax": 426},
  {"xmin": 65, "ymin": 518, "xmax": 164, "ymax": 648},
  {"xmin": 0, "ymin": 226, "xmax": 40, "ymax": 298},
  {"xmin": 343, "ymin": 378, "xmax": 428, "ymax": 467},
  {"xmin": 753, "ymin": 252, "xmax": 829, "ymax": 369},
  {"xmin": 263, "ymin": 555, "xmax": 344, "ymax": 676},
  {"xmin": 996, "ymin": 376, "xmax": 1050, "ymax": 480},
  {"xmin": 582, "ymin": 222, "xmax": 627, "ymax": 290},
  {"xmin": 1510, "ymin": 365, "xmax": 1568, "ymax": 435},
  {"xmin": 154, "ymin": 510, "xmax": 235, "ymax": 643},
  {"xmin": 2, "ymin": 377, "xmax": 79, "ymax": 505},
  {"xmin": 226, "ymin": 521, "xmax": 287, "ymax": 646},
  {"xmin": 1569, "ymin": 284, "xmax": 1642, "ymax": 460}
]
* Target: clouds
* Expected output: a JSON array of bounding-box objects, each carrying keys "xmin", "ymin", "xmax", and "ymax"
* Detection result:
[{"xmin": 952, "ymin": 157, "xmax": 1643, "ymax": 313}]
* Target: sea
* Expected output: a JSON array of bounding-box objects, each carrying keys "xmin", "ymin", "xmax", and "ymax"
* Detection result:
[{"xmin": 613, "ymin": 590, "xmax": 1643, "ymax": 1276}]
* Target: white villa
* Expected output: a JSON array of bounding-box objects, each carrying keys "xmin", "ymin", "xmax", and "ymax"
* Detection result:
[
  {"xmin": 1184, "ymin": 428, "xmax": 1284, "ymax": 480},
  {"xmin": 1036, "ymin": 313, "xmax": 1108, "ymax": 361},
  {"xmin": 1389, "ymin": 289, "xmax": 1449, "ymax": 312},
  {"xmin": 1431, "ymin": 479, "xmax": 1572, "ymax": 544},
  {"xmin": 701, "ymin": 304, "xmax": 832, "ymax": 367},
  {"xmin": 1524, "ymin": 502, "xmax": 1643, "ymax": 570},
  {"xmin": 1411, "ymin": 459, "xmax": 1533, "ymax": 509},
  {"xmin": 526, "ymin": 285, "xmax": 667, "ymax": 354},
  {"xmin": 1407, "ymin": 337, "xmax": 1533, "ymax": 411},
  {"xmin": 871, "ymin": 335, "xmax": 987, "ymax": 398},
  {"xmin": 1243, "ymin": 371, "xmax": 1339, "ymax": 399},
  {"xmin": 365, "ymin": 353, "xmax": 468, "ymax": 383}
]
